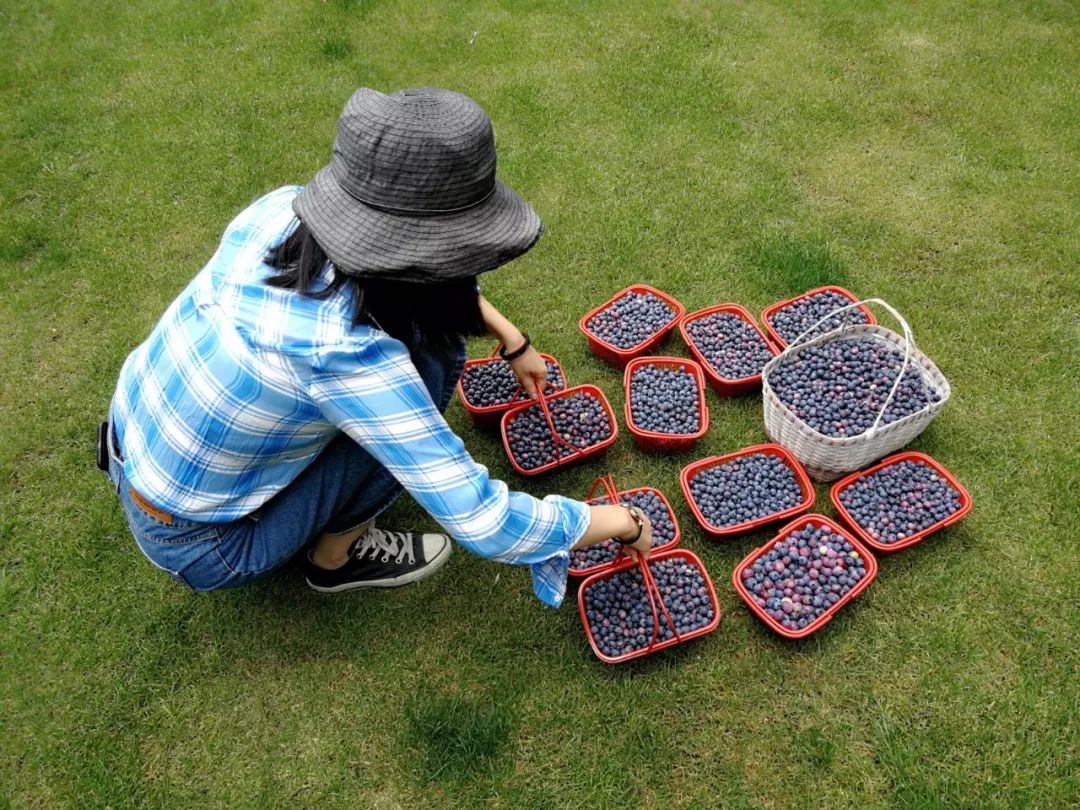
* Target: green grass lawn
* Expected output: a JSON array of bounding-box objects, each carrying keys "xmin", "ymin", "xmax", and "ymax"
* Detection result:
[{"xmin": 2, "ymin": 1, "xmax": 1078, "ymax": 806}]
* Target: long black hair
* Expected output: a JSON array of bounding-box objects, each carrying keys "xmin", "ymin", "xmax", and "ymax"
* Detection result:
[{"xmin": 264, "ymin": 220, "xmax": 486, "ymax": 346}]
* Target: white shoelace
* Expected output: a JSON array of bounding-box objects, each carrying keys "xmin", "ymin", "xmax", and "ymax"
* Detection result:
[{"xmin": 353, "ymin": 527, "xmax": 416, "ymax": 565}]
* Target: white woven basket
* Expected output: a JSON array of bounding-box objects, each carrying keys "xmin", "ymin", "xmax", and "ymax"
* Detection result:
[{"xmin": 761, "ymin": 299, "xmax": 950, "ymax": 482}]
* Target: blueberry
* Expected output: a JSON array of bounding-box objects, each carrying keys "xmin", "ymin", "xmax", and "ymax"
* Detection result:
[
  {"xmin": 628, "ymin": 364, "xmax": 701, "ymax": 435},
  {"xmin": 688, "ymin": 453, "xmax": 804, "ymax": 529},
  {"xmin": 838, "ymin": 459, "xmax": 963, "ymax": 544},
  {"xmin": 571, "ymin": 489, "xmax": 677, "ymax": 571},
  {"xmin": 744, "ymin": 522, "xmax": 868, "ymax": 631},
  {"xmin": 768, "ymin": 337, "xmax": 941, "ymax": 438},
  {"xmin": 586, "ymin": 291, "xmax": 676, "ymax": 350},
  {"xmin": 685, "ymin": 312, "xmax": 774, "ymax": 380},
  {"xmin": 505, "ymin": 392, "xmax": 613, "ymax": 470},
  {"xmin": 583, "ymin": 558, "xmax": 714, "ymax": 657},
  {"xmin": 766, "ymin": 290, "xmax": 869, "ymax": 344},
  {"xmin": 460, "ymin": 358, "xmax": 564, "ymax": 408}
]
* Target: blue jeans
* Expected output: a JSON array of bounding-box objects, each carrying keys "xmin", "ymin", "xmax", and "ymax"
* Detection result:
[{"xmin": 107, "ymin": 333, "xmax": 465, "ymax": 591}]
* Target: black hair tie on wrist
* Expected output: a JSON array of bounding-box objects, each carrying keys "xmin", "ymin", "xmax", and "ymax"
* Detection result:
[
  {"xmin": 499, "ymin": 333, "xmax": 531, "ymax": 361},
  {"xmin": 615, "ymin": 506, "xmax": 645, "ymax": 545}
]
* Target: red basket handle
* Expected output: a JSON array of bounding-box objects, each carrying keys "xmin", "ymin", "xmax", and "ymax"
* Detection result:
[
  {"xmin": 586, "ymin": 473, "xmax": 620, "ymax": 504},
  {"xmin": 534, "ymin": 383, "xmax": 586, "ymax": 458},
  {"xmin": 636, "ymin": 555, "xmax": 681, "ymax": 649}
]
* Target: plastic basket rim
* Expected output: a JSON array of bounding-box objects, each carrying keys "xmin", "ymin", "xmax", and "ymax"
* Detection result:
[
  {"xmin": 731, "ymin": 513, "xmax": 879, "ymax": 640},
  {"xmin": 569, "ymin": 485, "xmax": 681, "ymax": 577},
  {"xmin": 456, "ymin": 351, "xmax": 567, "ymax": 416},
  {"xmin": 577, "ymin": 548, "xmax": 721, "ymax": 664},
  {"xmin": 678, "ymin": 443, "xmax": 816, "ymax": 538},
  {"xmin": 678, "ymin": 303, "xmax": 780, "ymax": 385},
  {"xmin": 760, "ymin": 285, "xmax": 877, "ymax": 349},
  {"xmin": 622, "ymin": 355, "xmax": 710, "ymax": 443},
  {"xmin": 499, "ymin": 384, "xmax": 619, "ymax": 476},
  {"xmin": 760, "ymin": 322, "xmax": 952, "ymax": 447},
  {"xmin": 578, "ymin": 284, "xmax": 686, "ymax": 359},
  {"xmin": 828, "ymin": 450, "xmax": 974, "ymax": 554}
]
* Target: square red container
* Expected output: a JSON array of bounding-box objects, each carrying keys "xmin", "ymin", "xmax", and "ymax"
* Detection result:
[
  {"xmin": 760, "ymin": 286, "xmax": 877, "ymax": 350},
  {"xmin": 578, "ymin": 284, "xmax": 686, "ymax": 368},
  {"xmin": 623, "ymin": 356, "xmax": 709, "ymax": 452},
  {"xmin": 456, "ymin": 350, "xmax": 567, "ymax": 428},
  {"xmin": 577, "ymin": 549, "xmax": 721, "ymax": 664},
  {"xmin": 678, "ymin": 304, "xmax": 780, "ymax": 396},
  {"xmin": 732, "ymin": 514, "xmax": 879, "ymax": 640},
  {"xmin": 679, "ymin": 443, "xmax": 815, "ymax": 538},
  {"xmin": 570, "ymin": 478, "xmax": 681, "ymax": 577},
  {"xmin": 829, "ymin": 451, "xmax": 973, "ymax": 554},
  {"xmin": 500, "ymin": 384, "xmax": 619, "ymax": 476}
]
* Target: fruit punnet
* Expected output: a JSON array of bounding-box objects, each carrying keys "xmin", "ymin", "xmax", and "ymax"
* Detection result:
[
  {"xmin": 460, "ymin": 358, "xmax": 565, "ymax": 408},
  {"xmin": 583, "ymin": 558, "xmax": 714, "ymax": 658},
  {"xmin": 504, "ymin": 392, "xmax": 613, "ymax": 471},
  {"xmin": 740, "ymin": 522, "xmax": 869, "ymax": 633},
  {"xmin": 769, "ymin": 337, "xmax": 941, "ymax": 438},
  {"xmin": 837, "ymin": 458, "xmax": 964, "ymax": 545},
  {"xmin": 628, "ymin": 363, "xmax": 701, "ymax": 434},
  {"xmin": 585, "ymin": 291, "xmax": 677, "ymax": 350},
  {"xmin": 766, "ymin": 289, "xmax": 870, "ymax": 344},
  {"xmin": 684, "ymin": 312, "xmax": 774, "ymax": 380},
  {"xmin": 687, "ymin": 453, "xmax": 804, "ymax": 529},
  {"xmin": 571, "ymin": 490, "xmax": 677, "ymax": 571}
]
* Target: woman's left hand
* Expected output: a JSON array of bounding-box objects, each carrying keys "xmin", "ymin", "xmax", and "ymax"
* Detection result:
[{"xmin": 508, "ymin": 345, "xmax": 548, "ymax": 399}]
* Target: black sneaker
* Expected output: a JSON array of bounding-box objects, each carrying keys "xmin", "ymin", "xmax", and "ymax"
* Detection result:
[{"xmin": 305, "ymin": 526, "xmax": 452, "ymax": 593}]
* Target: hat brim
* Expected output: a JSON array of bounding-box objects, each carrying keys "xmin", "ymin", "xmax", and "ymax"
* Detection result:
[{"xmin": 292, "ymin": 165, "xmax": 543, "ymax": 282}]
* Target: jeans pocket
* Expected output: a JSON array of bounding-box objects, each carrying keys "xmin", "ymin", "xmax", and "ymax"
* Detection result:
[{"xmin": 133, "ymin": 532, "xmax": 235, "ymax": 592}]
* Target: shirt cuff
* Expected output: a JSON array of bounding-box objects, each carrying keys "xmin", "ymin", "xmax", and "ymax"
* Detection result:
[{"xmin": 528, "ymin": 494, "xmax": 591, "ymax": 608}]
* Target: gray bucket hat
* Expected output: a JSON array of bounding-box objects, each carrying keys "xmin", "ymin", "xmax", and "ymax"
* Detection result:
[{"xmin": 293, "ymin": 87, "xmax": 543, "ymax": 283}]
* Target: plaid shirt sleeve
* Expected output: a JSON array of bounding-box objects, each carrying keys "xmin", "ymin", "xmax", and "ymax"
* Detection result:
[{"xmin": 307, "ymin": 331, "xmax": 590, "ymax": 608}]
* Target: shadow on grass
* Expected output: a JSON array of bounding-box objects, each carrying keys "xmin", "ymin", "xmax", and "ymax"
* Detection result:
[
  {"xmin": 750, "ymin": 234, "xmax": 851, "ymax": 299},
  {"xmin": 402, "ymin": 690, "xmax": 514, "ymax": 783}
]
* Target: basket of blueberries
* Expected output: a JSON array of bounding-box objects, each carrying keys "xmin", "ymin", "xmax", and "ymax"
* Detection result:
[
  {"xmin": 456, "ymin": 344, "xmax": 568, "ymax": 427},
  {"xmin": 578, "ymin": 284, "xmax": 685, "ymax": 368},
  {"xmin": 761, "ymin": 298, "xmax": 951, "ymax": 481},
  {"xmin": 577, "ymin": 548, "xmax": 721, "ymax": 663},
  {"xmin": 829, "ymin": 451, "xmax": 973, "ymax": 554},
  {"xmin": 570, "ymin": 474, "xmax": 681, "ymax": 577},
  {"xmin": 679, "ymin": 304, "xmax": 779, "ymax": 396},
  {"xmin": 623, "ymin": 356, "xmax": 709, "ymax": 452},
  {"xmin": 761, "ymin": 286, "xmax": 876, "ymax": 350},
  {"xmin": 733, "ymin": 514, "xmax": 879, "ymax": 639},
  {"xmin": 679, "ymin": 444, "xmax": 815, "ymax": 538},
  {"xmin": 500, "ymin": 384, "xmax": 618, "ymax": 475}
]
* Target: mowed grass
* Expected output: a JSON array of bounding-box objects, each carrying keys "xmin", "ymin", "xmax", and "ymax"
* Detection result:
[{"xmin": 1, "ymin": 0, "xmax": 1078, "ymax": 807}]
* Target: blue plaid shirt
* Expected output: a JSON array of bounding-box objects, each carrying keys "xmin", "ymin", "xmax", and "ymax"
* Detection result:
[{"xmin": 112, "ymin": 186, "xmax": 590, "ymax": 607}]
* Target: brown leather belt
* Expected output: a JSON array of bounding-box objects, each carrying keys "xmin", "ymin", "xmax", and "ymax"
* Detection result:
[{"xmin": 129, "ymin": 486, "xmax": 174, "ymax": 525}]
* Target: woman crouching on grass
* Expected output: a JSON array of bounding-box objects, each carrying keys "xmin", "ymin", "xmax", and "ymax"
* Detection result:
[{"xmin": 103, "ymin": 87, "xmax": 651, "ymax": 607}]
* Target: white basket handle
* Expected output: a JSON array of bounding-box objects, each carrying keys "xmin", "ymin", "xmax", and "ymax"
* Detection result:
[{"xmin": 775, "ymin": 298, "xmax": 916, "ymax": 435}]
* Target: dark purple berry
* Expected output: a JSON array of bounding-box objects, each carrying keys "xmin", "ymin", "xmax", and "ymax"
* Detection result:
[
  {"xmin": 768, "ymin": 337, "xmax": 941, "ymax": 438},
  {"xmin": 586, "ymin": 291, "xmax": 676, "ymax": 350},
  {"xmin": 742, "ymin": 522, "xmax": 868, "ymax": 632},
  {"xmin": 629, "ymin": 364, "xmax": 701, "ymax": 435},
  {"xmin": 685, "ymin": 312, "xmax": 774, "ymax": 380},
  {"xmin": 583, "ymin": 558, "xmax": 714, "ymax": 657},
  {"xmin": 838, "ymin": 459, "xmax": 963, "ymax": 544},
  {"xmin": 688, "ymin": 453, "xmax": 804, "ymax": 529},
  {"xmin": 572, "ymin": 489, "xmax": 677, "ymax": 571},
  {"xmin": 766, "ymin": 290, "xmax": 869, "ymax": 344},
  {"xmin": 505, "ymin": 392, "xmax": 612, "ymax": 471}
]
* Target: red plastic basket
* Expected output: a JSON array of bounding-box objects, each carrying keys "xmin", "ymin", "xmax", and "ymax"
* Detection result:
[
  {"xmin": 679, "ymin": 443, "xmax": 815, "ymax": 539},
  {"xmin": 569, "ymin": 474, "xmax": 681, "ymax": 577},
  {"xmin": 456, "ymin": 344, "xmax": 568, "ymax": 428},
  {"xmin": 760, "ymin": 286, "xmax": 877, "ymax": 350},
  {"xmin": 500, "ymin": 384, "xmax": 618, "ymax": 476},
  {"xmin": 623, "ymin": 356, "xmax": 709, "ymax": 452},
  {"xmin": 678, "ymin": 304, "xmax": 779, "ymax": 396},
  {"xmin": 578, "ymin": 284, "xmax": 686, "ymax": 368},
  {"xmin": 578, "ymin": 549, "xmax": 721, "ymax": 664},
  {"xmin": 829, "ymin": 451, "xmax": 973, "ymax": 554},
  {"xmin": 732, "ymin": 514, "xmax": 879, "ymax": 640}
]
